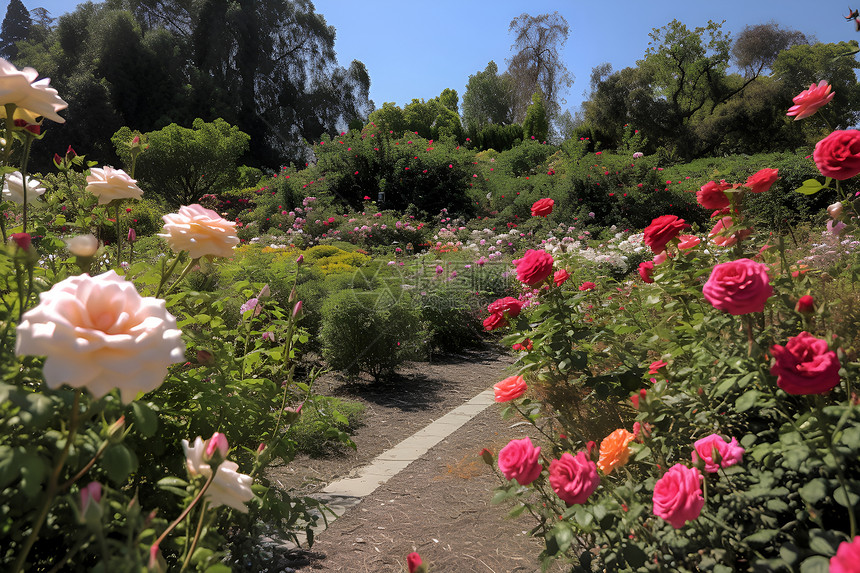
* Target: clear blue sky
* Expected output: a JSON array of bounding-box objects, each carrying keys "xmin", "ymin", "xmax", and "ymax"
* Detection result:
[{"xmin": 16, "ymin": 0, "xmax": 860, "ymax": 115}]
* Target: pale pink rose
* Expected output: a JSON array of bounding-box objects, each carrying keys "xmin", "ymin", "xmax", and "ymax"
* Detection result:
[
  {"xmin": 15, "ymin": 270, "xmax": 185, "ymax": 402},
  {"xmin": 0, "ymin": 57, "xmax": 68, "ymax": 123},
  {"xmin": 183, "ymin": 436, "xmax": 255, "ymax": 512},
  {"xmin": 159, "ymin": 204, "xmax": 239, "ymax": 259},
  {"xmin": 2, "ymin": 171, "xmax": 45, "ymax": 204},
  {"xmin": 85, "ymin": 166, "xmax": 143, "ymax": 205},
  {"xmin": 652, "ymin": 251, "xmax": 669, "ymax": 265},
  {"xmin": 498, "ymin": 437, "xmax": 542, "ymax": 485},
  {"xmin": 65, "ymin": 234, "xmax": 99, "ymax": 257},
  {"xmin": 691, "ymin": 434, "xmax": 745, "ymax": 473}
]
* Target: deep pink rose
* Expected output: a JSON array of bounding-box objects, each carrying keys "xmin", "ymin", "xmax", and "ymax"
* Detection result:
[
  {"xmin": 702, "ymin": 259, "xmax": 772, "ymax": 315},
  {"xmin": 579, "ymin": 281, "xmax": 596, "ymax": 291},
  {"xmin": 548, "ymin": 451, "xmax": 600, "ymax": 505},
  {"xmin": 553, "ymin": 269, "xmax": 570, "ymax": 286},
  {"xmin": 407, "ymin": 552, "xmax": 423, "ymax": 573},
  {"xmin": 498, "ymin": 437, "xmax": 542, "ymax": 485},
  {"xmin": 787, "ymin": 80, "xmax": 835, "ymax": 121},
  {"xmin": 531, "ymin": 198, "xmax": 554, "ymax": 217},
  {"xmin": 638, "ymin": 261, "xmax": 654, "ymax": 284},
  {"xmin": 813, "ymin": 130, "xmax": 860, "ymax": 180},
  {"xmin": 692, "ymin": 434, "xmax": 745, "ymax": 473},
  {"xmin": 652, "ymin": 464, "xmax": 704, "ymax": 528},
  {"xmin": 770, "ymin": 331, "xmax": 841, "ymax": 395},
  {"xmin": 494, "ymin": 375, "xmax": 527, "ymax": 402},
  {"xmin": 649, "ymin": 360, "xmax": 667, "ymax": 374},
  {"xmin": 483, "ymin": 312, "xmax": 507, "ymax": 331},
  {"xmin": 643, "ymin": 215, "xmax": 690, "ymax": 254},
  {"xmin": 744, "ymin": 168, "xmax": 779, "ymax": 193},
  {"xmin": 831, "ymin": 536, "xmax": 860, "ymax": 573},
  {"xmin": 697, "ymin": 180, "xmax": 732, "ymax": 210},
  {"xmin": 795, "ymin": 295, "xmax": 814, "ymax": 314},
  {"xmin": 513, "ymin": 249, "xmax": 554, "ymax": 285},
  {"xmin": 487, "ymin": 296, "xmax": 522, "ymax": 317}
]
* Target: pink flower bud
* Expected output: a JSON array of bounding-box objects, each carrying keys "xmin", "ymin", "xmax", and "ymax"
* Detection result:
[
  {"xmin": 80, "ymin": 481, "xmax": 102, "ymax": 514},
  {"xmin": 127, "ymin": 228, "xmax": 137, "ymax": 242},
  {"xmin": 407, "ymin": 552, "xmax": 423, "ymax": 573},
  {"xmin": 10, "ymin": 232, "xmax": 31, "ymax": 251},
  {"xmin": 296, "ymin": 254, "xmax": 304, "ymax": 265},
  {"xmin": 795, "ymin": 295, "xmax": 815, "ymax": 314},
  {"xmin": 257, "ymin": 442, "xmax": 266, "ymax": 454},
  {"xmin": 131, "ymin": 135, "xmax": 140, "ymax": 145},
  {"xmin": 205, "ymin": 432, "xmax": 229, "ymax": 461},
  {"xmin": 66, "ymin": 145, "xmax": 76, "ymax": 157},
  {"xmin": 292, "ymin": 300, "xmax": 303, "ymax": 318}
]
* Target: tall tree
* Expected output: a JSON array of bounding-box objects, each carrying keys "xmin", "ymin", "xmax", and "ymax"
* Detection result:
[
  {"xmin": 732, "ymin": 21, "xmax": 808, "ymax": 78},
  {"xmin": 506, "ymin": 12, "xmax": 574, "ymax": 122},
  {"xmin": 461, "ymin": 60, "xmax": 514, "ymax": 131},
  {"xmin": 0, "ymin": 0, "xmax": 32, "ymax": 59}
]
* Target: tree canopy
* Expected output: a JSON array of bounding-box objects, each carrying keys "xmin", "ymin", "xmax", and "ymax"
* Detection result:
[{"xmin": 0, "ymin": 0, "xmax": 32, "ymax": 60}]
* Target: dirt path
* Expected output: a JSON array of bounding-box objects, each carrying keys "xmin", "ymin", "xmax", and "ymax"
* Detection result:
[{"xmin": 265, "ymin": 349, "xmax": 566, "ymax": 572}]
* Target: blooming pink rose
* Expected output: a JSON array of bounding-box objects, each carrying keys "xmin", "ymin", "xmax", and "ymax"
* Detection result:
[
  {"xmin": 498, "ymin": 437, "xmax": 542, "ymax": 485},
  {"xmin": 652, "ymin": 251, "xmax": 669, "ymax": 265},
  {"xmin": 770, "ymin": 331, "xmax": 841, "ymax": 395},
  {"xmin": 549, "ymin": 451, "xmax": 600, "ymax": 505},
  {"xmin": 513, "ymin": 249, "xmax": 554, "ymax": 285},
  {"xmin": 483, "ymin": 312, "xmax": 508, "ymax": 331},
  {"xmin": 494, "ymin": 375, "xmax": 527, "ymax": 402},
  {"xmin": 831, "ymin": 536, "xmax": 860, "ymax": 573},
  {"xmin": 702, "ymin": 259, "xmax": 772, "ymax": 315},
  {"xmin": 579, "ymin": 281, "xmax": 596, "ymax": 291},
  {"xmin": 787, "ymin": 80, "xmax": 834, "ymax": 120},
  {"xmin": 652, "ymin": 464, "xmax": 704, "ymax": 528},
  {"xmin": 744, "ymin": 168, "xmax": 779, "ymax": 193},
  {"xmin": 692, "ymin": 434, "xmax": 745, "ymax": 473},
  {"xmin": 643, "ymin": 215, "xmax": 690, "ymax": 254},
  {"xmin": 553, "ymin": 269, "xmax": 570, "ymax": 286},
  {"xmin": 708, "ymin": 216, "xmax": 752, "ymax": 248},
  {"xmin": 531, "ymin": 198, "xmax": 554, "ymax": 217},
  {"xmin": 677, "ymin": 235, "xmax": 701, "ymax": 251},
  {"xmin": 697, "ymin": 180, "xmax": 732, "ymax": 210},
  {"xmin": 15, "ymin": 270, "xmax": 185, "ymax": 402},
  {"xmin": 159, "ymin": 204, "xmax": 239, "ymax": 259},
  {"xmin": 488, "ymin": 296, "xmax": 522, "ymax": 317},
  {"xmin": 813, "ymin": 130, "xmax": 860, "ymax": 180},
  {"xmin": 638, "ymin": 261, "xmax": 654, "ymax": 284}
]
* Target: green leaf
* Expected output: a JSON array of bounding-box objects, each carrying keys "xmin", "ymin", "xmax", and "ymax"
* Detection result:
[
  {"xmin": 808, "ymin": 529, "xmax": 840, "ymax": 556},
  {"xmin": 799, "ymin": 479, "xmax": 827, "ymax": 504},
  {"xmin": 131, "ymin": 402, "xmax": 158, "ymax": 437},
  {"xmin": 744, "ymin": 529, "xmax": 779, "ymax": 545},
  {"xmin": 103, "ymin": 444, "xmax": 137, "ymax": 483},
  {"xmin": 800, "ymin": 556, "xmax": 830, "ymax": 573},
  {"xmin": 834, "ymin": 485, "xmax": 859, "ymax": 508},
  {"xmin": 574, "ymin": 507, "xmax": 593, "ymax": 528},
  {"xmin": 204, "ymin": 565, "xmax": 232, "ymax": 573},
  {"xmin": 18, "ymin": 452, "xmax": 49, "ymax": 499},
  {"xmin": 795, "ymin": 179, "xmax": 826, "ymax": 195},
  {"xmin": 551, "ymin": 522, "xmax": 574, "ymax": 553},
  {"xmin": 735, "ymin": 390, "xmax": 762, "ymax": 413}
]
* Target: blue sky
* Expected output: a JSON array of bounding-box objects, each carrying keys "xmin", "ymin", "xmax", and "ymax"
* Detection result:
[{"xmin": 16, "ymin": 0, "xmax": 860, "ymax": 115}]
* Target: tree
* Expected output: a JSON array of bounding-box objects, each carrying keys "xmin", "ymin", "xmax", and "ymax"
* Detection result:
[
  {"xmin": 461, "ymin": 60, "xmax": 515, "ymax": 131},
  {"xmin": 522, "ymin": 91, "xmax": 549, "ymax": 142},
  {"xmin": 732, "ymin": 21, "xmax": 808, "ymax": 78},
  {"xmin": 0, "ymin": 0, "xmax": 32, "ymax": 59},
  {"xmin": 112, "ymin": 118, "xmax": 250, "ymax": 206},
  {"xmin": 506, "ymin": 12, "xmax": 574, "ymax": 122}
]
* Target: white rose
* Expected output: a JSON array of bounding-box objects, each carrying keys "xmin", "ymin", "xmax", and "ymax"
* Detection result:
[
  {"xmin": 15, "ymin": 270, "xmax": 185, "ymax": 402},
  {"xmin": 827, "ymin": 202, "xmax": 843, "ymax": 220},
  {"xmin": 0, "ymin": 58, "xmax": 68, "ymax": 123},
  {"xmin": 2, "ymin": 171, "xmax": 46, "ymax": 204},
  {"xmin": 65, "ymin": 234, "xmax": 100, "ymax": 257},
  {"xmin": 85, "ymin": 166, "xmax": 143, "ymax": 205},
  {"xmin": 159, "ymin": 204, "xmax": 239, "ymax": 259},
  {"xmin": 182, "ymin": 437, "xmax": 255, "ymax": 512}
]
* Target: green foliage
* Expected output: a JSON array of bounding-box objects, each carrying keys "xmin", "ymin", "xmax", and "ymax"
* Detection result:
[
  {"xmin": 0, "ymin": 0, "xmax": 31, "ymax": 60},
  {"xmin": 287, "ymin": 396, "xmax": 365, "ymax": 457},
  {"xmin": 320, "ymin": 289, "xmax": 424, "ymax": 380},
  {"xmin": 462, "ymin": 60, "xmax": 515, "ymax": 130},
  {"xmin": 522, "ymin": 91, "xmax": 550, "ymax": 143}
]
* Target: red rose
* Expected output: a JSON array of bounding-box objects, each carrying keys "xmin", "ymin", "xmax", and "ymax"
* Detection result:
[
  {"xmin": 488, "ymin": 296, "xmax": 522, "ymax": 317},
  {"xmin": 744, "ymin": 168, "xmax": 779, "ymax": 193},
  {"xmin": 494, "ymin": 375, "xmax": 527, "ymax": 402},
  {"xmin": 813, "ymin": 130, "xmax": 860, "ymax": 180},
  {"xmin": 553, "ymin": 269, "xmax": 570, "ymax": 286},
  {"xmin": 771, "ymin": 331, "xmax": 841, "ymax": 395},
  {"xmin": 702, "ymin": 258, "xmax": 772, "ymax": 315},
  {"xmin": 548, "ymin": 451, "xmax": 600, "ymax": 505},
  {"xmin": 697, "ymin": 180, "xmax": 732, "ymax": 210},
  {"xmin": 483, "ymin": 312, "xmax": 507, "ymax": 331},
  {"xmin": 579, "ymin": 281, "xmax": 596, "ymax": 291},
  {"xmin": 638, "ymin": 261, "xmax": 654, "ymax": 283},
  {"xmin": 649, "ymin": 360, "xmax": 667, "ymax": 374},
  {"xmin": 513, "ymin": 249, "xmax": 554, "ymax": 285},
  {"xmin": 795, "ymin": 295, "xmax": 815, "ymax": 314},
  {"xmin": 531, "ymin": 198, "xmax": 554, "ymax": 217},
  {"xmin": 643, "ymin": 215, "xmax": 690, "ymax": 254}
]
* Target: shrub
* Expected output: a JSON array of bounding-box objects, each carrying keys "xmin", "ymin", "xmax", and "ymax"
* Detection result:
[{"xmin": 287, "ymin": 396, "xmax": 365, "ymax": 457}]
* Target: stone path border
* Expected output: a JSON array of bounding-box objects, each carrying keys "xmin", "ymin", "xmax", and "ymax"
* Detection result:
[{"xmin": 285, "ymin": 386, "xmax": 497, "ymax": 547}]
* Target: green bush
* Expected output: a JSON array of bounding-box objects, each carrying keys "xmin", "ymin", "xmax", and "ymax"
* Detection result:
[
  {"xmin": 287, "ymin": 396, "xmax": 365, "ymax": 457},
  {"xmin": 320, "ymin": 289, "xmax": 424, "ymax": 380},
  {"xmin": 419, "ymin": 285, "xmax": 485, "ymax": 353}
]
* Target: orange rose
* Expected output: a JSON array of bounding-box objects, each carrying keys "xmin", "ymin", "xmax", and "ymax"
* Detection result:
[
  {"xmin": 494, "ymin": 375, "xmax": 527, "ymax": 402},
  {"xmin": 597, "ymin": 428, "xmax": 636, "ymax": 474}
]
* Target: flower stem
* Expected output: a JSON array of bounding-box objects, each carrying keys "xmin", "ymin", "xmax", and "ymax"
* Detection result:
[
  {"xmin": 161, "ymin": 257, "xmax": 199, "ymax": 298},
  {"xmin": 153, "ymin": 470, "xmax": 216, "ymax": 550},
  {"xmin": 13, "ymin": 389, "xmax": 82, "ymax": 573},
  {"xmin": 179, "ymin": 500, "xmax": 209, "ymax": 572},
  {"xmin": 114, "ymin": 203, "xmax": 122, "ymax": 268}
]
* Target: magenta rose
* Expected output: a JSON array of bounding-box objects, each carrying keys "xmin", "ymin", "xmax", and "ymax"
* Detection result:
[
  {"xmin": 692, "ymin": 434, "xmax": 745, "ymax": 473},
  {"xmin": 770, "ymin": 331, "xmax": 841, "ymax": 395},
  {"xmin": 831, "ymin": 536, "xmax": 860, "ymax": 573},
  {"xmin": 643, "ymin": 215, "xmax": 690, "ymax": 254},
  {"xmin": 702, "ymin": 258, "xmax": 773, "ymax": 315},
  {"xmin": 487, "ymin": 296, "xmax": 522, "ymax": 317},
  {"xmin": 531, "ymin": 198, "xmax": 554, "ymax": 217},
  {"xmin": 813, "ymin": 130, "xmax": 860, "ymax": 180},
  {"xmin": 652, "ymin": 464, "xmax": 704, "ymax": 528},
  {"xmin": 513, "ymin": 249, "xmax": 554, "ymax": 285},
  {"xmin": 548, "ymin": 451, "xmax": 600, "ymax": 505},
  {"xmin": 697, "ymin": 180, "xmax": 732, "ymax": 210},
  {"xmin": 498, "ymin": 437, "xmax": 543, "ymax": 485}
]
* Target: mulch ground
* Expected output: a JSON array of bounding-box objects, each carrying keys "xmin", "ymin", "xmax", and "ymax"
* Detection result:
[{"xmin": 265, "ymin": 348, "xmax": 569, "ymax": 572}]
